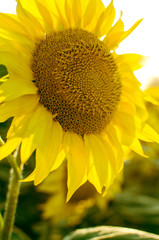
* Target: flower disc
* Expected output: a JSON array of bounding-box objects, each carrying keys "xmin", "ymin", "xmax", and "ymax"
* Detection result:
[{"xmin": 32, "ymin": 28, "xmax": 122, "ymax": 135}]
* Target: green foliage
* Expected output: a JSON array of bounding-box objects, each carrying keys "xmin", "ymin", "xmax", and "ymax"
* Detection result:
[
  {"xmin": 63, "ymin": 226, "xmax": 159, "ymax": 240},
  {"xmin": 0, "ymin": 65, "xmax": 8, "ymax": 78},
  {"xmin": 0, "ymin": 119, "xmax": 13, "ymax": 142}
]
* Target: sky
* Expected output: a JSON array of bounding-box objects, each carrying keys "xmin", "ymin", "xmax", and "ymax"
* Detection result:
[{"xmin": 0, "ymin": 0, "xmax": 159, "ymax": 89}]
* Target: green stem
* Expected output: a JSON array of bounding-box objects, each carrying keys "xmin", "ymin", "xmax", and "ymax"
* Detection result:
[
  {"xmin": 0, "ymin": 168, "xmax": 21, "ymax": 240},
  {"xmin": 0, "ymin": 145, "xmax": 22, "ymax": 240},
  {"xmin": 0, "ymin": 213, "xmax": 4, "ymax": 233}
]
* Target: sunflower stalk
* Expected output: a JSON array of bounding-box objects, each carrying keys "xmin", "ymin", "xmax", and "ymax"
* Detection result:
[
  {"xmin": 0, "ymin": 147, "xmax": 22, "ymax": 240},
  {"xmin": 0, "ymin": 213, "xmax": 3, "ymax": 234}
]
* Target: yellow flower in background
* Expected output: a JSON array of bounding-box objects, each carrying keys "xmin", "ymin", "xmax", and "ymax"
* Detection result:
[
  {"xmin": 37, "ymin": 162, "xmax": 122, "ymax": 227},
  {"xmin": 0, "ymin": 0, "xmax": 158, "ymax": 201}
]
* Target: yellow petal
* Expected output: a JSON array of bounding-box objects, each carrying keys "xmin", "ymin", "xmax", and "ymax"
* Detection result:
[
  {"xmin": 120, "ymin": 18, "xmax": 143, "ymax": 42},
  {"xmin": 0, "ymin": 137, "xmax": 21, "ymax": 161},
  {"xmin": 144, "ymin": 87, "xmax": 159, "ymax": 104},
  {"xmin": 87, "ymin": 164, "xmax": 102, "ymax": 194},
  {"xmin": 0, "ymin": 95, "xmax": 39, "ymax": 122},
  {"xmin": 66, "ymin": 133, "xmax": 87, "ymax": 201},
  {"xmin": 54, "ymin": 0, "xmax": 69, "ymax": 28},
  {"xmin": 83, "ymin": 0, "xmax": 105, "ymax": 32},
  {"xmin": 0, "ymin": 13, "xmax": 35, "ymax": 46},
  {"xmin": 120, "ymin": 71, "xmax": 141, "ymax": 91},
  {"xmin": 106, "ymin": 124, "xmax": 124, "ymax": 172},
  {"xmin": 116, "ymin": 54, "xmax": 148, "ymax": 71},
  {"xmin": 139, "ymin": 123, "xmax": 159, "ymax": 143},
  {"xmin": 0, "ymin": 31, "xmax": 34, "ymax": 51},
  {"xmin": 9, "ymin": 105, "xmax": 53, "ymax": 156},
  {"xmin": 94, "ymin": 0, "xmax": 115, "ymax": 37},
  {"xmin": 65, "ymin": 0, "xmax": 73, "ymax": 26},
  {"xmin": 16, "ymin": 0, "xmax": 44, "ymax": 39},
  {"xmin": 64, "ymin": 0, "xmax": 81, "ymax": 27},
  {"xmin": 0, "ymin": 78, "xmax": 37, "ymax": 103},
  {"xmin": 7, "ymin": 114, "xmax": 31, "ymax": 139},
  {"xmin": 20, "ymin": 134, "xmax": 36, "ymax": 163},
  {"xmin": 122, "ymin": 86, "xmax": 146, "ymax": 111},
  {"xmin": 0, "ymin": 32, "xmax": 33, "ymax": 50},
  {"xmin": 34, "ymin": 120, "xmax": 63, "ymax": 185},
  {"xmin": 0, "ymin": 13, "xmax": 25, "ymax": 34},
  {"xmin": 84, "ymin": 134, "xmax": 109, "ymax": 193},
  {"xmin": 24, "ymin": 106, "xmax": 53, "ymax": 143},
  {"xmin": 16, "ymin": 0, "xmax": 42, "ymax": 20},
  {"xmin": 72, "ymin": 0, "xmax": 82, "ymax": 27},
  {"xmin": 34, "ymin": 0, "xmax": 54, "ymax": 33},
  {"xmin": 113, "ymin": 111, "xmax": 136, "ymax": 145},
  {"xmin": 0, "ymin": 74, "xmax": 9, "ymax": 83},
  {"xmin": 101, "ymin": 134, "xmax": 116, "ymax": 171},
  {"xmin": 20, "ymin": 107, "xmax": 51, "ymax": 159},
  {"xmin": 51, "ymin": 149, "xmax": 66, "ymax": 171},
  {"xmin": 144, "ymin": 93, "xmax": 159, "ymax": 105},
  {"xmin": 82, "ymin": 0, "xmax": 97, "ymax": 27},
  {"xmin": 108, "ymin": 11, "xmax": 124, "ymax": 34},
  {"xmin": 0, "ymin": 49, "xmax": 32, "ymax": 75},
  {"xmin": 63, "ymin": 131, "xmax": 71, "ymax": 154},
  {"xmin": 104, "ymin": 19, "xmax": 143, "ymax": 50},
  {"xmin": 118, "ymin": 101, "xmax": 136, "ymax": 115},
  {"xmin": 130, "ymin": 138, "xmax": 148, "ymax": 158},
  {"xmin": 17, "ymin": 0, "xmax": 66, "ymax": 30}
]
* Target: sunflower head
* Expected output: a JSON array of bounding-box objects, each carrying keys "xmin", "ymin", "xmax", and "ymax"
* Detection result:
[
  {"xmin": 32, "ymin": 28, "xmax": 122, "ymax": 135},
  {"xmin": 0, "ymin": 0, "xmax": 158, "ymax": 201}
]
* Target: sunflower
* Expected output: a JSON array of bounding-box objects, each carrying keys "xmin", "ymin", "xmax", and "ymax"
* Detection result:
[{"xmin": 0, "ymin": 0, "xmax": 158, "ymax": 201}]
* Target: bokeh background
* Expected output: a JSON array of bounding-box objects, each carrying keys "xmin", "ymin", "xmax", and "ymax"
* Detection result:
[{"xmin": 0, "ymin": 1, "xmax": 159, "ymax": 239}]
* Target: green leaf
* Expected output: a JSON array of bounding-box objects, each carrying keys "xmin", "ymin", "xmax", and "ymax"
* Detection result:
[
  {"xmin": 12, "ymin": 226, "xmax": 31, "ymax": 240},
  {"xmin": 0, "ymin": 65, "xmax": 8, "ymax": 78},
  {"xmin": 63, "ymin": 226, "xmax": 159, "ymax": 240},
  {"xmin": 0, "ymin": 118, "xmax": 12, "ymax": 141},
  {"xmin": 112, "ymin": 192, "xmax": 159, "ymax": 225}
]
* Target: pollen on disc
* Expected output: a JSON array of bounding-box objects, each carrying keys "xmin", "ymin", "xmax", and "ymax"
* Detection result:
[{"xmin": 31, "ymin": 28, "xmax": 122, "ymax": 135}]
